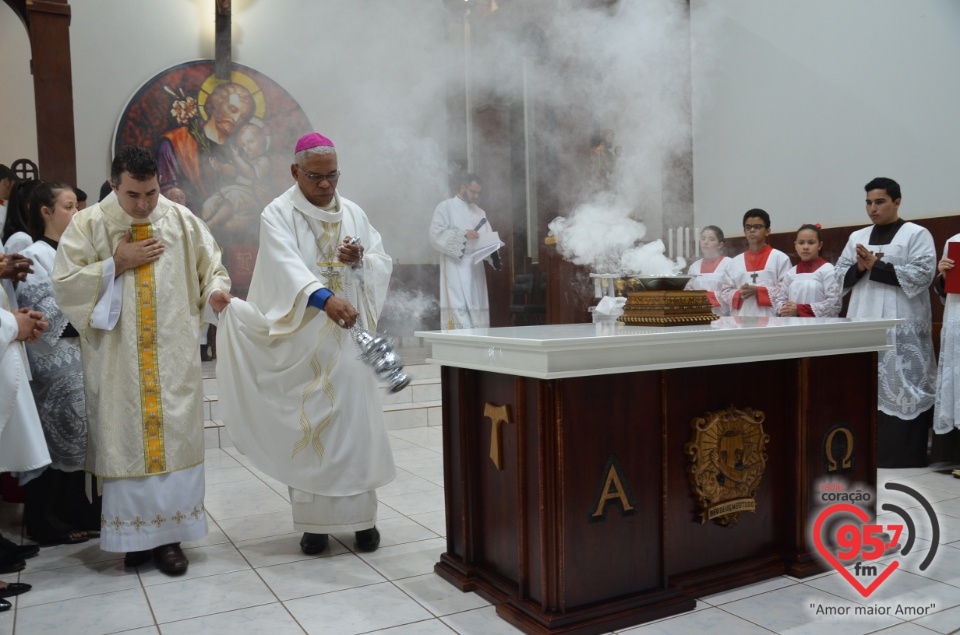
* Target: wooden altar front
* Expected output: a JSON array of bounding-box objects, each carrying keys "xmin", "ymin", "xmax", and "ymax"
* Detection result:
[{"xmin": 416, "ymin": 318, "xmax": 895, "ymax": 635}]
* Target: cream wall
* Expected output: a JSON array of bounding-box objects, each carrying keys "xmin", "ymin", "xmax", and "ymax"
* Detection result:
[
  {"xmin": 0, "ymin": 3, "xmax": 37, "ymax": 170},
  {"xmin": 66, "ymin": 0, "xmax": 450, "ymax": 264},
  {"xmin": 691, "ymin": 0, "xmax": 960, "ymax": 240}
]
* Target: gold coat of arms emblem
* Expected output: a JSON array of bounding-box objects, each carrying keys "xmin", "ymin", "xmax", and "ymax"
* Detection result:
[{"xmin": 684, "ymin": 406, "xmax": 770, "ymax": 526}]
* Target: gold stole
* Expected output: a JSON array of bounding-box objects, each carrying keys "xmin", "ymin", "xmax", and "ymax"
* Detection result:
[{"xmin": 132, "ymin": 223, "xmax": 165, "ymax": 473}]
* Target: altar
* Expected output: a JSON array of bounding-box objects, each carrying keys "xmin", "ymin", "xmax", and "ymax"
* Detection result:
[{"xmin": 415, "ymin": 317, "xmax": 897, "ymax": 635}]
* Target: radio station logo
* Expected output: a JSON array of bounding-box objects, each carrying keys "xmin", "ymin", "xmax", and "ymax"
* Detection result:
[{"xmin": 813, "ymin": 481, "xmax": 940, "ymax": 598}]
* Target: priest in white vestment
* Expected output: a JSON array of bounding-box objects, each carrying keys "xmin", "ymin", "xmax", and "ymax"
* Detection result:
[
  {"xmin": 718, "ymin": 209, "xmax": 791, "ymax": 317},
  {"xmin": 218, "ymin": 133, "xmax": 395, "ymax": 556},
  {"xmin": 430, "ymin": 173, "xmax": 501, "ymax": 329},
  {"xmin": 836, "ymin": 178, "xmax": 936, "ymax": 468},
  {"xmin": 52, "ymin": 147, "xmax": 232, "ymax": 574}
]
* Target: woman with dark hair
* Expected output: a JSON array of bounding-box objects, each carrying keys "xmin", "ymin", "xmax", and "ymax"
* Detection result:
[
  {"xmin": 685, "ymin": 225, "xmax": 730, "ymax": 316},
  {"xmin": 16, "ymin": 182, "xmax": 97, "ymax": 545},
  {"xmin": 2, "ymin": 179, "xmax": 40, "ymax": 254}
]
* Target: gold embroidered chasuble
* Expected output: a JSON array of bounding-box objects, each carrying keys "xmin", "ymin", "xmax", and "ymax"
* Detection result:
[{"xmin": 52, "ymin": 195, "xmax": 231, "ymax": 478}]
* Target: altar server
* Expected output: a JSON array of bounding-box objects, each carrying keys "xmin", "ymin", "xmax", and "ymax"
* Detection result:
[
  {"xmin": 718, "ymin": 209, "xmax": 791, "ymax": 317},
  {"xmin": 685, "ymin": 225, "xmax": 730, "ymax": 316},
  {"xmin": 52, "ymin": 146, "xmax": 232, "ymax": 573},
  {"xmin": 218, "ymin": 133, "xmax": 395, "ymax": 556},
  {"xmin": 773, "ymin": 224, "xmax": 841, "ymax": 318},
  {"xmin": 932, "ymin": 234, "xmax": 960, "ymax": 469},
  {"xmin": 836, "ymin": 177, "xmax": 936, "ymax": 468},
  {"xmin": 429, "ymin": 172, "xmax": 501, "ymax": 329}
]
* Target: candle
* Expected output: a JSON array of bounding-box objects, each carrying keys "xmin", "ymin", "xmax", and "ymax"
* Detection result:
[{"xmin": 668, "ymin": 228, "xmax": 674, "ymax": 259}]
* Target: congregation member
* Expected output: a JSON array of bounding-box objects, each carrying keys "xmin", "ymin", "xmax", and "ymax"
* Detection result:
[
  {"xmin": 933, "ymin": 233, "xmax": 960, "ymax": 472},
  {"xmin": 3, "ymin": 179, "xmax": 40, "ymax": 255},
  {"xmin": 836, "ymin": 177, "xmax": 936, "ymax": 468},
  {"xmin": 73, "ymin": 187, "xmax": 88, "ymax": 211},
  {"xmin": 772, "ymin": 224, "xmax": 842, "ymax": 318},
  {"xmin": 0, "ymin": 251, "xmax": 50, "ymax": 574},
  {"xmin": 429, "ymin": 172, "xmax": 501, "ymax": 329},
  {"xmin": 17, "ymin": 183, "xmax": 98, "ymax": 544},
  {"xmin": 218, "ymin": 132, "xmax": 395, "ymax": 555},
  {"xmin": 685, "ymin": 225, "xmax": 730, "ymax": 315},
  {"xmin": 718, "ymin": 209, "xmax": 791, "ymax": 317},
  {"xmin": 52, "ymin": 146, "xmax": 232, "ymax": 574},
  {"xmin": 0, "ymin": 165, "xmax": 16, "ymax": 228}
]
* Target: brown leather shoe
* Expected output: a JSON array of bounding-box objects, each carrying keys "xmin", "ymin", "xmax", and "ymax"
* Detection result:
[{"xmin": 153, "ymin": 543, "xmax": 188, "ymax": 574}]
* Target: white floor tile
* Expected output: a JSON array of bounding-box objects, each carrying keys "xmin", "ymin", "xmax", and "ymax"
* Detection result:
[
  {"xmin": 17, "ymin": 558, "xmax": 137, "ymax": 608},
  {"xmin": 158, "ymin": 603, "xmax": 306, "ymax": 635},
  {"xmin": 284, "ymin": 581, "xmax": 433, "ymax": 635},
  {"xmin": 365, "ymin": 620, "xmax": 458, "ymax": 635},
  {"xmin": 145, "ymin": 569, "xmax": 274, "ymax": 624},
  {"xmin": 138, "ymin": 541, "xmax": 252, "ymax": 586},
  {"xmin": 235, "ymin": 532, "xmax": 350, "ymax": 568},
  {"xmin": 441, "ymin": 606, "xmax": 527, "ymax": 635},
  {"xmin": 217, "ymin": 511, "xmax": 297, "ymax": 542},
  {"xmin": 394, "ymin": 572, "xmax": 491, "ymax": 617},
  {"xmin": 203, "ymin": 491, "xmax": 292, "ymax": 521},
  {"xmin": 618, "ymin": 606, "xmax": 772, "ymax": 634},
  {"xmin": 258, "ymin": 552, "xmax": 386, "ymax": 600},
  {"xmin": 15, "ymin": 587, "xmax": 154, "ymax": 635},
  {"xmin": 358, "ymin": 537, "xmax": 446, "ymax": 581},
  {"xmin": 699, "ymin": 575, "xmax": 797, "ymax": 606}
]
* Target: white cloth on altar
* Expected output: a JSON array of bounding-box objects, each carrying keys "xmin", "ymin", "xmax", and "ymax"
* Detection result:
[
  {"xmin": 718, "ymin": 249, "xmax": 791, "ymax": 317},
  {"xmin": 0, "ymin": 281, "xmax": 51, "ymax": 474},
  {"xmin": 771, "ymin": 261, "xmax": 843, "ymax": 318},
  {"xmin": 100, "ymin": 463, "xmax": 207, "ymax": 552},
  {"xmin": 934, "ymin": 233, "xmax": 960, "ymax": 433},
  {"xmin": 686, "ymin": 256, "xmax": 731, "ymax": 316},
  {"xmin": 218, "ymin": 186, "xmax": 395, "ymax": 529},
  {"xmin": 429, "ymin": 196, "xmax": 499, "ymax": 329},
  {"xmin": 836, "ymin": 222, "xmax": 936, "ymax": 419}
]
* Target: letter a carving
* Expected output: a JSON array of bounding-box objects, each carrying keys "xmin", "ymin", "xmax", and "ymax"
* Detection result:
[
  {"xmin": 588, "ymin": 455, "xmax": 638, "ymax": 522},
  {"xmin": 483, "ymin": 403, "xmax": 512, "ymax": 470}
]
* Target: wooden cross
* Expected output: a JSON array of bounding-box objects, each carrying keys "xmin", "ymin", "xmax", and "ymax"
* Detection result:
[
  {"xmin": 875, "ymin": 249, "xmax": 885, "ymax": 260},
  {"xmin": 215, "ymin": 0, "xmax": 232, "ymax": 79},
  {"xmin": 749, "ymin": 272, "xmax": 759, "ymax": 284},
  {"xmin": 484, "ymin": 403, "xmax": 512, "ymax": 470}
]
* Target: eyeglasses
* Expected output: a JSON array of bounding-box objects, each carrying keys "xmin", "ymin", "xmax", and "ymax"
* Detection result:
[
  {"xmin": 297, "ymin": 167, "xmax": 340, "ymax": 184},
  {"xmin": 743, "ymin": 224, "xmax": 767, "ymax": 231}
]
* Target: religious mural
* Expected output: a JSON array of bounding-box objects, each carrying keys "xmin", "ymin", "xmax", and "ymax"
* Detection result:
[{"xmin": 115, "ymin": 60, "xmax": 312, "ymax": 293}]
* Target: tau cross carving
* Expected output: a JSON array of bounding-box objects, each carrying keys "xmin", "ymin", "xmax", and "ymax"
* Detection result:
[
  {"xmin": 483, "ymin": 403, "xmax": 512, "ymax": 470},
  {"xmin": 749, "ymin": 272, "xmax": 759, "ymax": 284}
]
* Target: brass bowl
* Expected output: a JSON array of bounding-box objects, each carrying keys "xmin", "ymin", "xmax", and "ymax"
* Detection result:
[{"xmin": 631, "ymin": 275, "xmax": 694, "ymax": 291}]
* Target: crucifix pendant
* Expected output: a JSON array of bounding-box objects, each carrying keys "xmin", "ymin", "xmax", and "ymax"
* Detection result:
[
  {"xmin": 320, "ymin": 263, "xmax": 347, "ymax": 293},
  {"xmin": 749, "ymin": 272, "xmax": 759, "ymax": 284},
  {"xmin": 875, "ymin": 251, "xmax": 884, "ymax": 261}
]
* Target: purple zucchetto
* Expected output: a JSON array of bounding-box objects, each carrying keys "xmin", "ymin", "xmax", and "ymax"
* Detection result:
[{"xmin": 295, "ymin": 132, "xmax": 335, "ymax": 154}]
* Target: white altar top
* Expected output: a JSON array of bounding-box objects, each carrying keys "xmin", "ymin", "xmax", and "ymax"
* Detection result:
[{"xmin": 415, "ymin": 317, "xmax": 899, "ymax": 379}]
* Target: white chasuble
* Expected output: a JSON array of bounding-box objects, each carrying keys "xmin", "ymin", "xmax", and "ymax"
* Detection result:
[
  {"xmin": 0, "ymin": 282, "xmax": 51, "ymax": 474},
  {"xmin": 718, "ymin": 247, "xmax": 791, "ymax": 317},
  {"xmin": 430, "ymin": 196, "xmax": 494, "ymax": 329},
  {"xmin": 51, "ymin": 194, "xmax": 231, "ymax": 477},
  {"xmin": 837, "ymin": 222, "xmax": 936, "ymax": 419},
  {"xmin": 934, "ymin": 233, "xmax": 960, "ymax": 433},
  {"xmin": 218, "ymin": 186, "xmax": 395, "ymax": 502}
]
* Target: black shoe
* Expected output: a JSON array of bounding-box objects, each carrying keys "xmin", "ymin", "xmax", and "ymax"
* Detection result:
[
  {"xmin": 355, "ymin": 527, "xmax": 380, "ymax": 552},
  {"xmin": 123, "ymin": 550, "xmax": 152, "ymax": 567},
  {"xmin": 0, "ymin": 535, "xmax": 39, "ymax": 560},
  {"xmin": 0, "ymin": 549, "xmax": 25, "ymax": 575},
  {"xmin": 0, "ymin": 598, "xmax": 10, "ymax": 612},
  {"xmin": 299, "ymin": 532, "xmax": 328, "ymax": 555}
]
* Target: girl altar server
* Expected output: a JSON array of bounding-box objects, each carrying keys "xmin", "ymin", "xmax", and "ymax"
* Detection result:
[
  {"xmin": 773, "ymin": 224, "xmax": 842, "ymax": 318},
  {"xmin": 685, "ymin": 225, "xmax": 731, "ymax": 316}
]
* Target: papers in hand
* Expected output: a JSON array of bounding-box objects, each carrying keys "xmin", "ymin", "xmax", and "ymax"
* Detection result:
[{"xmin": 465, "ymin": 231, "xmax": 503, "ymax": 266}]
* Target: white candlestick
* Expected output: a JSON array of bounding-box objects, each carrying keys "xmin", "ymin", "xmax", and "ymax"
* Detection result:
[
  {"xmin": 694, "ymin": 227, "xmax": 700, "ymax": 258},
  {"xmin": 668, "ymin": 228, "xmax": 674, "ymax": 259}
]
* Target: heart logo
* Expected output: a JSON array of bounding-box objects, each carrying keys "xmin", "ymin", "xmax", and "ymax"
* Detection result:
[{"xmin": 813, "ymin": 503, "xmax": 899, "ymax": 597}]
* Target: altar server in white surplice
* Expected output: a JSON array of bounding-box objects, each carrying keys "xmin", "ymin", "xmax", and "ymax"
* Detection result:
[
  {"xmin": 52, "ymin": 146, "xmax": 232, "ymax": 574},
  {"xmin": 0, "ymin": 250, "xmax": 50, "ymax": 477},
  {"xmin": 836, "ymin": 177, "xmax": 936, "ymax": 469},
  {"xmin": 772, "ymin": 224, "xmax": 842, "ymax": 318},
  {"xmin": 685, "ymin": 225, "xmax": 731, "ymax": 316},
  {"xmin": 430, "ymin": 173, "xmax": 501, "ymax": 329},
  {"xmin": 217, "ymin": 133, "xmax": 395, "ymax": 556},
  {"xmin": 932, "ymin": 233, "xmax": 960, "ymax": 470},
  {"xmin": 718, "ymin": 209, "xmax": 791, "ymax": 317}
]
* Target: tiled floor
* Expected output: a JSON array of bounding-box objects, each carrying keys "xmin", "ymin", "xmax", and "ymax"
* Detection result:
[{"xmin": 4, "ymin": 378, "xmax": 960, "ymax": 633}]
